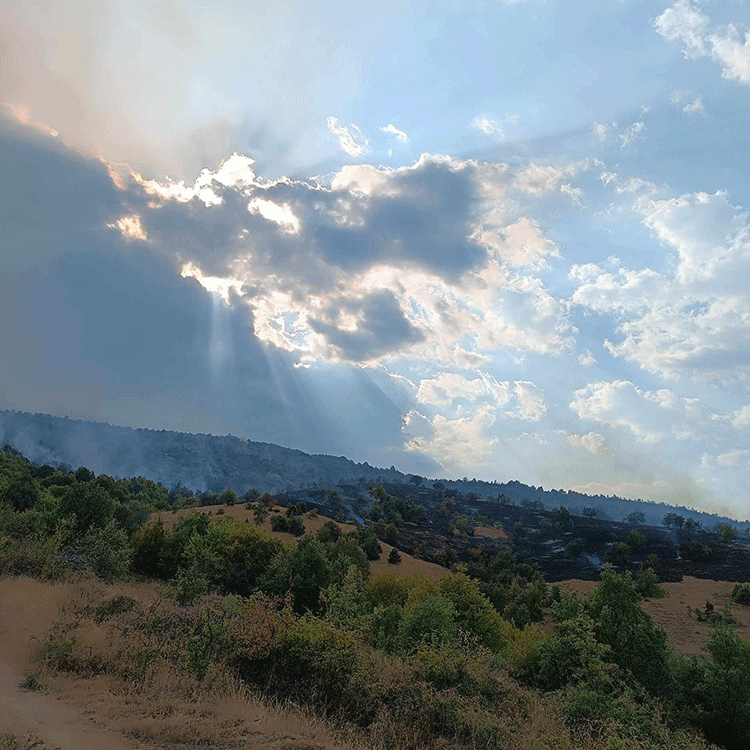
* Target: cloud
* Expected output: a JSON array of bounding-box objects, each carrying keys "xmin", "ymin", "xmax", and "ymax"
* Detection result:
[
  {"xmin": 327, "ymin": 117, "xmax": 370, "ymax": 156},
  {"xmin": 511, "ymin": 381, "xmax": 547, "ymax": 421},
  {"xmin": 569, "ymin": 185, "xmax": 750, "ymax": 387},
  {"xmin": 704, "ymin": 449, "xmax": 750, "ymax": 468},
  {"xmin": 567, "ymin": 432, "xmax": 605, "ymax": 455},
  {"xmin": 570, "ymin": 380, "xmax": 722, "ymax": 443},
  {"xmin": 403, "ymin": 406, "xmax": 499, "ymax": 468},
  {"xmin": 683, "ymin": 96, "xmax": 705, "ymax": 114},
  {"xmin": 472, "ymin": 114, "xmax": 519, "ymax": 140},
  {"xmin": 656, "ymin": 1, "xmax": 750, "ymax": 86},
  {"xmin": 380, "ymin": 123, "xmax": 408, "ymax": 142},
  {"xmin": 416, "ymin": 372, "xmax": 511, "ymax": 408},
  {"xmin": 671, "ymin": 90, "xmax": 704, "ymax": 114},
  {"xmin": 117, "ymin": 148, "xmax": 577, "ymax": 366},
  {"xmin": 477, "ymin": 217, "xmax": 560, "ymax": 268},
  {"xmin": 592, "ymin": 121, "xmax": 645, "ymax": 147}
]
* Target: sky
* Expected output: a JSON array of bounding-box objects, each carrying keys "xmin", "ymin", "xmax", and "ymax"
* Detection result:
[{"xmin": 2, "ymin": 0, "xmax": 750, "ymax": 517}]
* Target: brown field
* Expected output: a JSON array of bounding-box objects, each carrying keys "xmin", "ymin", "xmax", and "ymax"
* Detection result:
[
  {"xmin": 557, "ymin": 575, "xmax": 750, "ymax": 655},
  {"xmin": 474, "ymin": 524, "xmax": 509, "ymax": 541},
  {"xmin": 154, "ymin": 504, "xmax": 447, "ymax": 580},
  {"xmin": 0, "ymin": 577, "xmax": 368, "ymax": 750}
]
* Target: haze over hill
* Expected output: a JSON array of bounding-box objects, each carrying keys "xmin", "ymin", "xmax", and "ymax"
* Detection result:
[{"xmin": 2, "ymin": 409, "xmax": 746, "ymax": 529}]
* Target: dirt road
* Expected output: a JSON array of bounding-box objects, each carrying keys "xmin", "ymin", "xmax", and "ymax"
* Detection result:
[{"xmin": 0, "ymin": 577, "xmax": 141, "ymax": 750}]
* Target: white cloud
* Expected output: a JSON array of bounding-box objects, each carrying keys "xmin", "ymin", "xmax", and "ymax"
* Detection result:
[
  {"xmin": 592, "ymin": 121, "xmax": 645, "ymax": 147},
  {"xmin": 415, "ymin": 373, "xmax": 545, "ymax": 421},
  {"xmin": 703, "ymin": 449, "xmax": 750, "ymax": 468},
  {"xmin": 109, "ymin": 215, "xmax": 148, "ymax": 242},
  {"xmin": 567, "ymin": 431, "xmax": 605, "ymax": 455},
  {"xmin": 671, "ymin": 90, "xmax": 705, "ymax": 114},
  {"xmin": 683, "ymin": 96, "xmax": 704, "ymax": 114},
  {"xmin": 654, "ymin": 0, "xmax": 709, "ymax": 58},
  {"xmin": 380, "ymin": 123, "xmax": 408, "ymax": 142},
  {"xmin": 326, "ymin": 117, "xmax": 370, "ymax": 156},
  {"xmin": 560, "ymin": 183, "xmax": 584, "ymax": 204},
  {"xmin": 570, "ymin": 379, "xmax": 721, "ymax": 443},
  {"xmin": 619, "ymin": 121, "xmax": 645, "ymax": 147},
  {"xmin": 403, "ymin": 406, "xmax": 499, "ymax": 468},
  {"xmin": 511, "ymin": 381, "xmax": 547, "ymax": 421},
  {"xmin": 513, "ymin": 159, "xmax": 595, "ymax": 195},
  {"xmin": 656, "ymin": 2, "xmax": 750, "ymax": 86},
  {"xmin": 478, "ymin": 217, "xmax": 560, "ymax": 268},
  {"xmin": 569, "ymin": 187, "xmax": 750, "ymax": 387},
  {"xmin": 416, "ymin": 372, "xmax": 511, "ymax": 407},
  {"xmin": 472, "ymin": 114, "xmax": 519, "ymax": 140}
]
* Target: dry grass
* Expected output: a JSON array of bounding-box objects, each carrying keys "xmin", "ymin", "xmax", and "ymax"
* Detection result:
[
  {"xmin": 0, "ymin": 576, "xmax": 369, "ymax": 750},
  {"xmin": 154, "ymin": 504, "xmax": 447, "ymax": 580},
  {"xmin": 474, "ymin": 524, "xmax": 509, "ymax": 541},
  {"xmin": 558, "ymin": 575, "xmax": 750, "ymax": 655}
]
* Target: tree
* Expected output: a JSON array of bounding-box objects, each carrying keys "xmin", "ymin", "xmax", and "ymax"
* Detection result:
[
  {"xmin": 218, "ymin": 488, "xmax": 238, "ymax": 506},
  {"xmin": 130, "ymin": 518, "xmax": 167, "ymax": 578},
  {"xmin": 253, "ymin": 503, "xmax": 269, "ymax": 525},
  {"xmin": 387, "ymin": 548, "xmax": 402, "ymax": 565},
  {"xmin": 58, "ymin": 483, "xmax": 115, "ymax": 534},
  {"xmin": 582, "ymin": 507, "xmax": 597, "ymax": 519},
  {"xmin": 715, "ymin": 522, "xmax": 736, "ymax": 543},
  {"xmin": 2, "ymin": 474, "xmax": 39, "ymax": 511},
  {"xmin": 626, "ymin": 511, "xmax": 645, "ymax": 525},
  {"xmin": 589, "ymin": 565, "xmax": 671, "ymax": 695},
  {"xmin": 398, "ymin": 594, "xmax": 457, "ymax": 651}
]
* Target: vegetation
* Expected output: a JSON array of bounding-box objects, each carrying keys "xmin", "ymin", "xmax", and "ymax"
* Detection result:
[{"xmin": 2, "ymin": 445, "xmax": 749, "ymax": 749}]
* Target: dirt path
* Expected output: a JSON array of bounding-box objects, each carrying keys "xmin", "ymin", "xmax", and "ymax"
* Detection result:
[
  {"xmin": 0, "ymin": 577, "xmax": 360, "ymax": 750},
  {"xmin": 0, "ymin": 577, "xmax": 142, "ymax": 750}
]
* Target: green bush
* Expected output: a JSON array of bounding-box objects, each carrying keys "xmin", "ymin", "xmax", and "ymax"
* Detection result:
[
  {"xmin": 399, "ymin": 593, "xmax": 457, "ymax": 651},
  {"xmin": 732, "ymin": 583, "xmax": 750, "ymax": 605}
]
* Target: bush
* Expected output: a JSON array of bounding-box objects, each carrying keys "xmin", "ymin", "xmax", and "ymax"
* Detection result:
[
  {"xmin": 388, "ymin": 548, "xmax": 402, "ymax": 565},
  {"xmin": 316, "ymin": 519, "xmax": 341, "ymax": 544},
  {"xmin": 635, "ymin": 565, "xmax": 664, "ymax": 599},
  {"xmin": 399, "ymin": 593, "xmax": 457, "ymax": 651},
  {"xmin": 732, "ymin": 583, "xmax": 750, "ymax": 605}
]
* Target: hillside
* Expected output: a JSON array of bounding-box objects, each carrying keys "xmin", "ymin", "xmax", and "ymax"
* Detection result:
[{"xmin": 1, "ymin": 409, "xmax": 747, "ymax": 531}]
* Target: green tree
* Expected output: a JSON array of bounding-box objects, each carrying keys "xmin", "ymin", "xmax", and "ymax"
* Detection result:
[
  {"xmin": 399, "ymin": 593, "xmax": 457, "ymax": 651},
  {"xmin": 57, "ymin": 483, "xmax": 115, "ymax": 534},
  {"xmin": 589, "ymin": 565, "xmax": 670, "ymax": 695},
  {"xmin": 130, "ymin": 518, "xmax": 167, "ymax": 578}
]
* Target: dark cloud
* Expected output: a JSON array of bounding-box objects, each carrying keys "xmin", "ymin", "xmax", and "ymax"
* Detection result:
[
  {"xmin": 0, "ymin": 118, "xmax": 424, "ymax": 466},
  {"xmin": 308, "ymin": 289, "xmax": 425, "ymax": 362},
  {"xmin": 0, "ymin": 116, "xmax": 126, "ymax": 270}
]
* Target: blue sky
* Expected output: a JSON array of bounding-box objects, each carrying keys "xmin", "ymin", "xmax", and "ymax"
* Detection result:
[{"xmin": 2, "ymin": 0, "xmax": 750, "ymax": 517}]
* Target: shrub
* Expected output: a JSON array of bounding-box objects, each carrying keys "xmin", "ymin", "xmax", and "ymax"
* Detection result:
[
  {"xmin": 635, "ymin": 565, "xmax": 664, "ymax": 599},
  {"xmin": 388, "ymin": 548, "xmax": 402, "ymax": 565},
  {"xmin": 367, "ymin": 572, "xmax": 409, "ymax": 607},
  {"xmin": 589, "ymin": 565, "xmax": 671, "ymax": 695},
  {"xmin": 286, "ymin": 517, "xmax": 305, "ymax": 536},
  {"xmin": 732, "ymin": 583, "xmax": 750, "ymax": 605},
  {"xmin": 399, "ymin": 593, "xmax": 457, "ymax": 651},
  {"xmin": 271, "ymin": 515, "xmax": 289, "ymax": 532},
  {"xmin": 316, "ymin": 519, "xmax": 341, "ymax": 543}
]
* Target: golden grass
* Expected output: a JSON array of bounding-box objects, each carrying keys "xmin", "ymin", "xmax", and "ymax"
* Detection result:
[
  {"xmin": 0, "ymin": 576, "xmax": 367, "ymax": 750},
  {"xmin": 474, "ymin": 524, "xmax": 509, "ymax": 541},
  {"xmin": 154, "ymin": 504, "xmax": 448, "ymax": 580},
  {"xmin": 558, "ymin": 575, "xmax": 750, "ymax": 655}
]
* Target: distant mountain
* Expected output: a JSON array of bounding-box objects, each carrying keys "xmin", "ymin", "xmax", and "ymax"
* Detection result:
[
  {"xmin": 1, "ymin": 409, "xmax": 746, "ymax": 529},
  {"xmin": 0, "ymin": 410, "xmax": 405, "ymax": 493}
]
